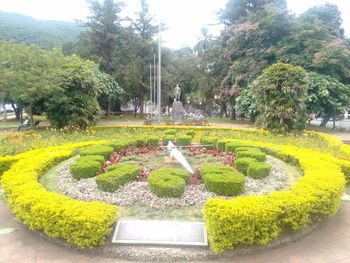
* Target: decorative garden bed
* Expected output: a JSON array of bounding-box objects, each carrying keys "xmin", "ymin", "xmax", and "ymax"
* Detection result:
[{"xmin": 0, "ymin": 126, "xmax": 349, "ymax": 254}]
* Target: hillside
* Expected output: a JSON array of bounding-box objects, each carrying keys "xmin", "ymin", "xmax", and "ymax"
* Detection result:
[{"xmin": 0, "ymin": 12, "xmax": 85, "ymax": 49}]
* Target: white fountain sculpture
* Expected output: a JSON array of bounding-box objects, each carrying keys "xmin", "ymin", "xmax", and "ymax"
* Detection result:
[{"xmin": 166, "ymin": 141, "xmax": 194, "ymax": 174}]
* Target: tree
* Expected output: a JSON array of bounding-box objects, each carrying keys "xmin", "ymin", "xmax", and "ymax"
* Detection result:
[
  {"xmin": 0, "ymin": 42, "xmax": 63, "ymax": 123},
  {"xmin": 236, "ymin": 81, "xmax": 257, "ymax": 121},
  {"xmin": 307, "ymin": 72, "xmax": 350, "ymax": 127},
  {"xmin": 46, "ymin": 55, "xmax": 102, "ymax": 129},
  {"xmin": 255, "ymin": 62, "xmax": 308, "ymax": 133}
]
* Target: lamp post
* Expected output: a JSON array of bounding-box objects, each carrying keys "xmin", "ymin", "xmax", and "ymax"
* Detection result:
[{"xmin": 157, "ymin": 24, "xmax": 161, "ymax": 125}]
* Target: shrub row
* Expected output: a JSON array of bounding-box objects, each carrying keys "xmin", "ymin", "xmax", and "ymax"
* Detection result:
[
  {"xmin": 204, "ymin": 142, "xmax": 346, "ymax": 253},
  {"xmin": 148, "ymin": 168, "xmax": 189, "ymax": 197},
  {"xmin": 201, "ymin": 165, "xmax": 245, "ymax": 196},
  {"xmin": 80, "ymin": 145, "xmax": 114, "ymax": 160},
  {"xmin": 0, "ymin": 144, "xmax": 117, "ymax": 248},
  {"xmin": 200, "ymin": 137, "xmax": 218, "ymax": 149},
  {"xmin": 96, "ymin": 164, "xmax": 139, "ymax": 192}
]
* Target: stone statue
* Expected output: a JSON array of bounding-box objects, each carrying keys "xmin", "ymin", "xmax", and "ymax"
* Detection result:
[{"xmin": 174, "ymin": 84, "xmax": 181, "ymax": 101}]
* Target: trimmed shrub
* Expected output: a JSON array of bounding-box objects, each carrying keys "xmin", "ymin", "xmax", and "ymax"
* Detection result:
[
  {"xmin": 165, "ymin": 129, "xmax": 176, "ymax": 135},
  {"xmin": 186, "ymin": 130, "xmax": 196, "ymax": 138},
  {"xmin": 235, "ymin": 147, "xmax": 260, "ymax": 153},
  {"xmin": 0, "ymin": 146, "xmax": 117, "ymax": 248},
  {"xmin": 200, "ymin": 137, "xmax": 218, "ymax": 149},
  {"xmin": 70, "ymin": 160, "xmax": 101, "ymax": 179},
  {"xmin": 225, "ymin": 141, "xmax": 251, "ymax": 152},
  {"xmin": 148, "ymin": 168, "xmax": 187, "ymax": 197},
  {"xmin": 176, "ymin": 135, "xmax": 192, "ymax": 146},
  {"xmin": 236, "ymin": 150, "xmax": 266, "ymax": 162},
  {"xmin": 247, "ymin": 162, "xmax": 271, "ymax": 179},
  {"xmin": 218, "ymin": 140, "xmax": 228, "ymax": 151},
  {"xmin": 201, "ymin": 165, "xmax": 245, "ymax": 196},
  {"xmin": 80, "ymin": 145, "xmax": 114, "ymax": 160},
  {"xmin": 163, "ymin": 135, "xmax": 175, "ymax": 144},
  {"xmin": 104, "ymin": 140, "xmax": 135, "ymax": 152},
  {"xmin": 235, "ymin": 157, "xmax": 258, "ymax": 175},
  {"xmin": 135, "ymin": 137, "xmax": 147, "ymax": 147},
  {"xmin": 147, "ymin": 136, "xmax": 159, "ymax": 147},
  {"xmin": 78, "ymin": 155, "xmax": 105, "ymax": 164},
  {"xmin": 96, "ymin": 164, "xmax": 139, "ymax": 192}
]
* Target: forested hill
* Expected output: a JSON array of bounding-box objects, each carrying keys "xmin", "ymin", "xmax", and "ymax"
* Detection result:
[{"xmin": 0, "ymin": 12, "xmax": 84, "ymax": 49}]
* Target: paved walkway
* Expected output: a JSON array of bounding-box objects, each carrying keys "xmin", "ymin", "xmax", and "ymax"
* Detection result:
[{"xmin": 1, "ymin": 200, "xmax": 350, "ymax": 262}]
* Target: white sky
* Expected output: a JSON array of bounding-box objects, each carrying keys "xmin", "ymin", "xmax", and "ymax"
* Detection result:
[{"xmin": 0, "ymin": 0, "xmax": 349, "ymax": 49}]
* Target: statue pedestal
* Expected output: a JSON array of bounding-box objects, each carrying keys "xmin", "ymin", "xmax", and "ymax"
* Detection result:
[{"xmin": 171, "ymin": 101, "xmax": 185, "ymax": 122}]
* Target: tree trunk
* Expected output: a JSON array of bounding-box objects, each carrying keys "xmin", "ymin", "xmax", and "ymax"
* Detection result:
[
  {"xmin": 12, "ymin": 102, "xmax": 20, "ymax": 120},
  {"xmin": 320, "ymin": 116, "xmax": 331, "ymax": 127},
  {"xmin": 2, "ymin": 98, "xmax": 7, "ymax": 122},
  {"xmin": 107, "ymin": 96, "xmax": 112, "ymax": 118},
  {"xmin": 28, "ymin": 104, "xmax": 34, "ymax": 126},
  {"xmin": 230, "ymin": 98, "xmax": 236, "ymax": 120},
  {"xmin": 250, "ymin": 114, "xmax": 256, "ymax": 123},
  {"xmin": 139, "ymin": 87, "xmax": 144, "ymax": 119}
]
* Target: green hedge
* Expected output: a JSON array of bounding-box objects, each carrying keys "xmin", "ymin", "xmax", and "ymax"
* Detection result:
[
  {"xmin": 235, "ymin": 147, "xmax": 259, "ymax": 153},
  {"xmin": 235, "ymin": 157, "xmax": 257, "ymax": 175},
  {"xmin": 147, "ymin": 136, "xmax": 160, "ymax": 147},
  {"xmin": 200, "ymin": 137, "xmax": 218, "ymax": 149},
  {"xmin": 80, "ymin": 145, "xmax": 114, "ymax": 160},
  {"xmin": 176, "ymin": 135, "xmax": 192, "ymax": 146},
  {"xmin": 0, "ymin": 145, "xmax": 117, "ymax": 248},
  {"xmin": 225, "ymin": 141, "xmax": 251, "ymax": 152},
  {"xmin": 247, "ymin": 162, "xmax": 271, "ymax": 179},
  {"xmin": 96, "ymin": 164, "xmax": 139, "ymax": 192},
  {"xmin": 104, "ymin": 139, "xmax": 136, "ymax": 152},
  {"xmin": 201, "ymin": 165, "xmax": 245, "ymax": 196},
  {"xmin": 236, "ymin": 149, "xmax": 266, "ymax": 162},
  {"xmin": 70, "ymin": 160, "xmax": 101, "ymax": 179},
  {"xmin": 186, "ymin": 130, "xmax": 196, "ymax": 138},
  {"xmin": 163, "ymin": 135, "xmax": 176, "ymax": 144},
  {"xmin": 165, "ymin": 129, "xmax": 176, "ymax": 135},
  {"xmin": 78, "ymin": 155, "xmax": 105, "ymax": 164},
  {"xmin": 148, "ymin": 168, "xmax": 187, "ymax": 198},
  {"xmin": 204, "ymin": 143, "xmax": 345, "ymax": 253}
]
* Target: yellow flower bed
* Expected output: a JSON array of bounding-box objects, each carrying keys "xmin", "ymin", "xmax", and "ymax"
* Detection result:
[
  {"xmin": 0, "ymin": 141, "xmax": 117, "ymax": 248},
  {"xmin": 204, "ymin": 139, "xmax": 346, "ymax": 253}
]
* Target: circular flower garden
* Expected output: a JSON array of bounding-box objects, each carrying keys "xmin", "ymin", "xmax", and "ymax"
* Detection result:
[{"xmin": 0, "ymin": 126, "xmax": 349, "ymax": 254}]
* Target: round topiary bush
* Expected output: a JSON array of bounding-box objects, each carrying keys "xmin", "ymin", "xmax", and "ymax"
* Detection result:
[
  {"xmin": 201, "ymin": 165, "xmax": 245, "ymax": 196},
  {"xmin": 96, "ymin": 164, "xmax": 139, "ymax": 192},
  {"xmin": 235, "ymin": 157, "xmax": 258, "ymax": 175},
  {"xmin": 235, "ymin": 146, "xmax": 259, "ymax": 153},
  {"xmin": 70, "ymin": 160, "xmax": 101, "ymax": 179},
  {"xmin": 200, "ymin": 137, "xmax": 218, "ymax": 149},
  {"xmin": 236, "ymin": 149, "xmax": 266, "ymax": 162},
  {"xmin": 78, "ymin": 155, "xmax": 105, "ymax": 164},
  {"xmin": 225, "ymin": 141, "xmax": 251, "ymax": 152},
  {"xmin": 247, "ymin": 162, "xmax": 272, "ymax": 179},
  {"xmin": 147, "ymin": 136, "xmax": 160, "ymax": 147},
  {"xmin": 80, "ymin": 145, "xmax": 114, "ymax": 160},
  {"xmin": 165, "ymin": 129, "xmax": 176, "ymax": 135},
  {"xmin": 148, "ymin": 168, "xmax": 188, "ymax": 197},
  {"xmin": 176, "ymin": 135, "xmax": 192, "ymax": 146},
  {"xmin": 163, "ymin": 135, "xmax": 175, "ymax": 144}
]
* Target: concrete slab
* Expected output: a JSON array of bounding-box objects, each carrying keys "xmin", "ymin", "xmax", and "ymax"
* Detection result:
[{"xmin": 112, "ymin": 220, "xmax": 208, "ymax": 247}]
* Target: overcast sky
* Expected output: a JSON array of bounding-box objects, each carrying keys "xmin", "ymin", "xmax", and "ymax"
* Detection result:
[{"xmin": 0, "ymin": 0, "xmax": 349, "ymax": 49}]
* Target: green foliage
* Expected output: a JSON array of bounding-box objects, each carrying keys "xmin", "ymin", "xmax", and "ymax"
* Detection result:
[
  {"xmin": 104, "ymin": 139, "xmax": 136, "ymax": 152},
  {"xmin": 235, "ymin": 157, "xmax": 258, "ymax": 175},
  {"xmin": 186, "ymin": 130, "xmax": 196, "ymax": 138},
  {"xmin": 236, "ymin": 149, "xmax": 266, "ymax": 162},
  {"xmin": 80, "ymin": 145, "xmax": 114, "ymax": 160},
  {"xmin": 0, "ymin": 147, "xmax": 117, "ymax": 248},
  {"xmin": 201, "ymin": 165, "xmax": 245, "ymax": 196},
  {"xmin": 255, "ymin": 63, "xmax": 308, "ymax": 132},
  {"xmin": 70, "ymin": 160, "xmax": 101, "ymax": 179},
  {"xmin": 247, "ymin": 162, "xmax": 271, "ymax": 179},
  {"xmin": 163, "ymin": 135, "xmax": 175, "ymax": 144},
  {"xmin": 225, "ymin": 141, "xmax": 251, "ymax": 152},
  {"xmin": 148, "ymin": 168, "xmax": 188, "ymax": 197},
  {"xmin": 307, "ymin": 72, "xmax": 350, "ymax": 123},
  {"xmin": 77, "ymin": 155, "xmax": 105, "ymax": 164},
  {"xmin": 235, "ymin": 147, "xmax": 260, "ymax": 153},
  {"xmin": 96, "ymin": 164, "xmax": 139, "ymax": 192},
  {"xmin": 176, "ymin": 135, "xmax": 192, "ymax": 146},
  {"xmin": 147, "ymin": 136, "xmax": 159, "ymax": 147},
  {"xmin": 165, "ymin": 129, "xmax": 176, "ymax": 135},
  {"xmin": 200, "ymin": 137, "xmax": 218, "ymax": 149}
]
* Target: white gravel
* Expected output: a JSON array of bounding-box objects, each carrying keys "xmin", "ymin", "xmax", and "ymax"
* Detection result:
[{"xmin": 56, "ymin": 156, "xmax": 293, "ymax": 210}]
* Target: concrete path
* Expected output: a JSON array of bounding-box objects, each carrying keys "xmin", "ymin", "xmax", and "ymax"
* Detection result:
[{"xmin": 1, "ymin": 200, "xmax": 350, "ymax": 262}]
